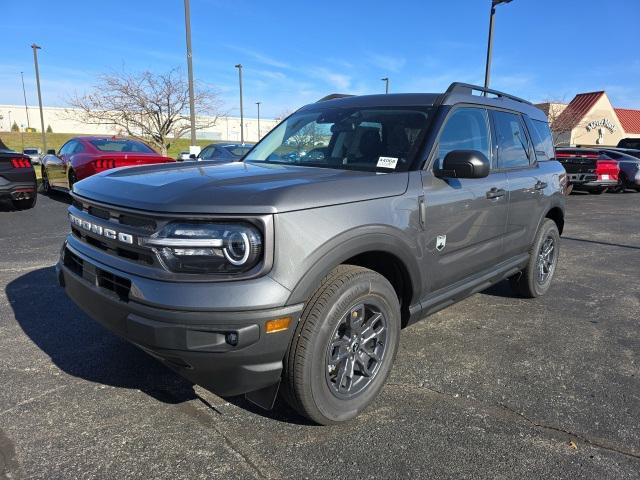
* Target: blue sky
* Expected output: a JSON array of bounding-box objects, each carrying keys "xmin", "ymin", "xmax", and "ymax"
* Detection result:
[{"xmin": 3, "ymin": 0, "xmax": 640, "ymax": 118}]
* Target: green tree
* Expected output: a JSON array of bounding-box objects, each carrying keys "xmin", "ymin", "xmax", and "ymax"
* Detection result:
[
  {"xmin": 46, "ymin": 124, "xmax": 53, "ymax": 133},
  {"xmin": 11, "ymin": 122, "xmax": 19, "ymax": 132}
]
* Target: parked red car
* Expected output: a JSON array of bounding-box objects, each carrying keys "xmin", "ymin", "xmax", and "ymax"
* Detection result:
[
  {"xmin": 555, "ymin": 148, "xmax": 619, "ymax": 194},
  {"xmin": 41, "ymin": 136, "xmax": 174, "ymax": 193}
]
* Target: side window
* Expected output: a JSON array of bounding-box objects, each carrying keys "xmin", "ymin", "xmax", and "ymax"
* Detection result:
[
  {"xmin": 72, "ymin": 142, "xmax": 84, "ymax": 154},
  {"xmin": 524, "ymin": 117, "xmax": 555, "ymax": 161},
  {"xmin": 199, "ymin": 146, "xmax": 213, "ymax": 159},
  {"xmin": 59, "ymin": 141, "xmax": 75, "ymax": 155},
  {"xmin": 435, "ymin": 107, "xmax": 491, "ymax": 170},
  {"xmin": 493, "ymin": 111, "xmax": 531, "ymax": 169}
]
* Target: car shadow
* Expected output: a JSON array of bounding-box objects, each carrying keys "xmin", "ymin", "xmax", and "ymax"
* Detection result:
[
  {"xmin": 6, "ymin": 266, "xmax": 310, "ymax": 424},
  {"xmin": 479, "ymin": 279, "xmax": 521, "ymax": 299},
  {"xmin": 0, "ymin": 199, "xmax": 18, "ymax": 212},
  {"xmin": 40, "ymin": 188, "xmax": 72, "ymax": 205},
  {"xmin": 6, "ymin": 266, "xmax": 197, "ymax": 404}
]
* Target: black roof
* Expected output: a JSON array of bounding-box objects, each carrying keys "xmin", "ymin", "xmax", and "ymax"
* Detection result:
[{"xmin": 302, "ymin": 82, "xmax": 547, "ymax": 122}]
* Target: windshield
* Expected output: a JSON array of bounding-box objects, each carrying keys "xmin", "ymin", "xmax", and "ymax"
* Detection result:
[
  {"xmin": 90, "ymin": 139, "xmax": 154, "ymax": 153},
  {"xmin": 225, "ymin": 145, "xmax": 253, "ymax": 157},
  {"xmin": 244, "ymin": 106, "xmax": 432, "ymax": 172},
  {"xmin": 24, "ymin": 149, "xmax": 38, "ymax": 154}
]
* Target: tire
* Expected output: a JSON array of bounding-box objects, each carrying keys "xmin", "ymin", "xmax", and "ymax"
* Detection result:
[
  {"xmin": 68, "ymin": 170, "xmax": 77, "ymax": 192},
  {"xmin": 510, "ymin": 219, "xmax": 560, "ymax": 298},
  {"xmin": 12, "ymin": 193, "xmax": 37, "ymax": 210},
  {"xmin": 282, "ymin": 265, "xmax": 401, "ymax": 425},
  {"xmin": 41, "ymin": 167, "xmax": 52, "ymax": 194}
]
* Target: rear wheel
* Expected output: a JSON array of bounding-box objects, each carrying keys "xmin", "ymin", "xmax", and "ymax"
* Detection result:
[
  {"xmin": 510, "ymin": 219, "xmax": 560, "ymax": 298},
  {"xmin": 282, "ymin": 265, "xmax": 401, "ymax": 425},
  {"xmin": 41, "ymin": 167, "xmax": 52, "ymax": 193},
  {"xmin": 68, "ymin": 170, "xmax": 77, "ymax": 192}
]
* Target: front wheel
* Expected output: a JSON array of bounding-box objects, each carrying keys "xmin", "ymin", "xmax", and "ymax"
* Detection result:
[
  {"xmin": 510, "ymin": 219, "xmax": 560, "ymax": 298},
  {"xmin": 282, "ymin": 265, "xmax": 401, "ymax": 425}
]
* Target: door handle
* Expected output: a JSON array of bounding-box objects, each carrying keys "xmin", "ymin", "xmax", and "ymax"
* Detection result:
[
  {"xmin": 486, "ymin": 187, "xmax": 506, "ymax": 199},
  {"xmin": 534, "ymin": 180, "xmax": 547, "ymax": 190}
]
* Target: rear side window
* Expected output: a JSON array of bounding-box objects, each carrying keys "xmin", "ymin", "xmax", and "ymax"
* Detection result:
[
  {"xmin": 493, "ymin": 111, "xmax": 531, "ymax": 169},
  {"xmin": 435, "ymin": 107, "xmax": 491, "ymax": 169},
  {"xmin": 89, "ymin": 139, "xmax": 154, "ymax": 153},
  {"xmin": 525, "ymin": 118, "xmax": 555, "ymax": 161}
]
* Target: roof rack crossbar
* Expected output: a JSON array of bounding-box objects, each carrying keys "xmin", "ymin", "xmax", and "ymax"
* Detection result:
[
  {"xmin": 316, "ymin": 93, "xmax": 355, "ymax": 102},
  {"xmin": 444, "ymin": 82, "xmax": 532, "ymax": 105}
]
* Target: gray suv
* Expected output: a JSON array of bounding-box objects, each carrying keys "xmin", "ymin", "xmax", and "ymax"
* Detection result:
[{"xmin": 57, "ymin": 83, "xmax": 566, "ymax": 424}]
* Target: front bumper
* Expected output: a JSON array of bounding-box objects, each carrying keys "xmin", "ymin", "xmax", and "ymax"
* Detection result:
[{"xmin": 57, "ymin": 242, "xmax": 303, "ymax": 397}]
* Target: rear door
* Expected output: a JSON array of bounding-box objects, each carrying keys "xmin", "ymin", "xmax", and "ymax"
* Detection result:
[
  {"xmin": 491, "ymin": 110, "xmax": 547, "ymax": 258},
  {"xmin": 421, "ymin": 106, "xmax": 509, "ymax": 292}
]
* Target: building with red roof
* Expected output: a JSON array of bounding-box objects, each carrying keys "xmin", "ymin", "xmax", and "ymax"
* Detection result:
[{"xmin": 537, "ymin": 92, "xmax": 640, "ymax": 147}]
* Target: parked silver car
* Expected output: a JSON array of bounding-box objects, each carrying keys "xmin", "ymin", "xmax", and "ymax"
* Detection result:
[{"xmin": 22, "ymin": 147, "xmax": 41, "ymax": 165}]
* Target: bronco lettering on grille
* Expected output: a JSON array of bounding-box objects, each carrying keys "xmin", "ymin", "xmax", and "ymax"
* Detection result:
[{"xmin": 69, "ymin": 214, "xmax": 134, "ymax": 245}]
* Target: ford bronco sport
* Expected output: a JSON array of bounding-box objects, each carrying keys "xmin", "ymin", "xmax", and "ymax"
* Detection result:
[{"xmin": 57, "ymin": 83, "xmax": 566, "ymax": 424}]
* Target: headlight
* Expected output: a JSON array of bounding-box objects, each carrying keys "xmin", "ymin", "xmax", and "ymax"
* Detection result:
[{"xmin": 142, "ymin": 222, "xmax": 263, "ymax": 274}]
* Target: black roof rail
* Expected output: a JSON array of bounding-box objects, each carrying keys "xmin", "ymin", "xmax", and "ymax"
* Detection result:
[
  {"xmin": 316, "ymin": 93, "xmax": 354, "ymax": 102},
  {"xmin": 444, "ymin": 82, "xmax": 532, "ymax": 106}
]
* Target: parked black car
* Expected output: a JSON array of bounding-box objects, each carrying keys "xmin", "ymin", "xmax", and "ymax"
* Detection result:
[
  {"xmin": 0, "ymin": 139, "xmax": 37, "ymax": 209},
  {"xmin": 617, "ymin": 138, "xmax": 640, "ymax": 150},
  {"xmin": 198, "ymin": 143, "xmax": 255, "ymax": 162},
  {"xmin": 555, "ymin": 148, "xmax": 619, "ymax": 194},
  {"xmin": 597, "ymin": 149, "xmax": 640, "ymax": 192}
]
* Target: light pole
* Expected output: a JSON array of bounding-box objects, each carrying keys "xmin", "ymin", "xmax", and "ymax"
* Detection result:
[
  {"xmin": 484, "ymin": 0, "xmax": 513, "ymax": 91},
  {"xmin": 183, "ymin": 0, "xmax": 197, "ymax": 153},
  {"xmin": 31, "ymin": 43, "xmax": 47, "ymax": 152},
  {"xmin": 256, "ymin": 101, "xmax": 261, "ymax": 140},
  {"xmin": 381, "ymin": 77, "xmax": 389, "ymax": 94},
  {"xmin": 21, "ymin": 72, "xmax": 31, "ymax": 129},
  {"xmin": 235, "ymin": 64, "xmax": 244, "ymax": 144}
]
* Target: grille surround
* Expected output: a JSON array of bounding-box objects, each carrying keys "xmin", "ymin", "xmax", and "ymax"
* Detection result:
[{"xmin": 68, "ymin": 194, "xmax": 274, "ymax": 283}]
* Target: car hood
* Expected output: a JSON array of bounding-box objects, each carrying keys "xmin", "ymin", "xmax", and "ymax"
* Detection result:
[{"xmin": 73, "ymin": 161, "xmax": 409, "ymax": 214}]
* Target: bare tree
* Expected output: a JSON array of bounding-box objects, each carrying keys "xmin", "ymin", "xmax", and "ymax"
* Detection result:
[
  {"xmin": 66, "ymin": 68, "xmax": 223, "ymax": 154},
  {"xmin": 537, "ymin": 99, "xmax": 588, "ymax": 146}
]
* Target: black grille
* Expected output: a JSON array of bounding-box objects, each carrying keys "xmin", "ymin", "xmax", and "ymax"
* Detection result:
[
  {"xmin": 63, "ymin": 247, "xmax": 131, "ymax": 302},
  {"xmin": 88, "ymin": 205, "xmax": 110, "ymax": 220},
  {"xmin": 70, "ymin": 200, "xmax": 158, "ymax": 266},
  {"xmin": 119, "ymin": 214, "xmax": 156, "ymax": 232},
  {"xmin": 63, "ymin": 248, "xmax": 83, "ymax": 277}
]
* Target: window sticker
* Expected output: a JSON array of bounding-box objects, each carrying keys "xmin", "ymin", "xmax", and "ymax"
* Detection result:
[{"xmin": 376, "ymin": 156, "xmax": 398, "ymax": 169}]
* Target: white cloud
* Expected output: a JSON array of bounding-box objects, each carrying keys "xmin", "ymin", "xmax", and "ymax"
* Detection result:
[
  {"xmin": 366, "ymin": 53, "xmax": 406, "ymax": 73},
  {"xmin": 224, "ymin": 45, "xmax": 290, "ymax": 69},
  {"xmin": 310, "ymin": 68, "xmax": 351, "ymax": 91}
]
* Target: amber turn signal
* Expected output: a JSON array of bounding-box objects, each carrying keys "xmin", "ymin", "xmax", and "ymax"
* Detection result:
[{"xmin": 265, "ymin": 317, "xmax": 291, "ymax": 333}]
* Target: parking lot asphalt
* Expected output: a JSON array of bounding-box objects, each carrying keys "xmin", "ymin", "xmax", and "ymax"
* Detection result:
[{"xmin": 0, "ymin": 190, "xmax": 639, "ymax": 479}]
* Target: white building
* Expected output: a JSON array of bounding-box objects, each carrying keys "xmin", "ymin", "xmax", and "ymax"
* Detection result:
[{"xmin": 0, "ymin": 105, "xmax": 279, "ymax": 143}]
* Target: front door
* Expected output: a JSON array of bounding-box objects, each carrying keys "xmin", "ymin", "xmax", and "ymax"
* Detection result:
[{"xmin": 421, "ymin": 106, "xmax": 509, "ymax": 292}]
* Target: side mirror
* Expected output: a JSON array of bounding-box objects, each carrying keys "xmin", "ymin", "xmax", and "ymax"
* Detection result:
[
  {"xmin": 438, "ymin": 150, "xmax": 490, "ymax": 179},
  {"xmin": 189, "ymin": 153, "xmax": 197, "ymax": 159},
  {"xmin": 47, "ymin": 149, "xmax": 56, "ymax": 155}
]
